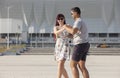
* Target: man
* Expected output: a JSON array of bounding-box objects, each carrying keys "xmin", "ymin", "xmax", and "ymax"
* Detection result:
[{"xmin": 63, "ymin": 7, "xmax": 90, "ymax": 78}]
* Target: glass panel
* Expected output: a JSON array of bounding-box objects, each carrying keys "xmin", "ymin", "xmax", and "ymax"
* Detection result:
[
  {"xmin": 109, "ymin": 33, "xmax": 118, "ymax": 37},
  {"xmin": 99, "ymin": 33, "xmax": 107, "ymax": 37}
]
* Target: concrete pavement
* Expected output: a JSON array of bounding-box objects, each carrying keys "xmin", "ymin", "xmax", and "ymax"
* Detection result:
[
  {"xmin": 0, "ymin": 55, "xmax": 120, "ymax": 78},
  {"xmin": 21, "ymin": 47, "xmax": 120, "ymax": 55}
]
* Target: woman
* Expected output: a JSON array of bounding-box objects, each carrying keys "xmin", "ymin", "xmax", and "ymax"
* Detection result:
[{"xmin": 53, "ymin": 14, "xmax": 70, "ymax": 78}]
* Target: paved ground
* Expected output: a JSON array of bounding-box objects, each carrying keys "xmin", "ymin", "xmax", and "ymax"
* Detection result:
[
  {"xmin": 0, "ymin": 55, "xmax": 120, "ymax": 78},
  {"xmin": 21, "ymin": 47, "xmax": 120, "ymax": 55}
]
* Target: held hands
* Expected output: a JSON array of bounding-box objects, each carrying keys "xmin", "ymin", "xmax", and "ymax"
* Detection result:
[
  {"xmin": 63, "ymin": 24, "xmax": 72, "ymax": 29},
  {"xmin": 63, "ymin": 24, "xmax": 70, "ymax": 28},
  {"xmin": 61, "ymin": 27, "xmax": 65, "ymax": 31}
]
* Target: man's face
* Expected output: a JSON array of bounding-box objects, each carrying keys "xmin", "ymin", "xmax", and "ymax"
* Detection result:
[{"xmin": 71, "ymin": 11, "xmax": 77, "ymax": 19}]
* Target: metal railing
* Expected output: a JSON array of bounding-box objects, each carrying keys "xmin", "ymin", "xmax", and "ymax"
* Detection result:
[
  {"xmin": 89, "ymin": 37, "xmax": 120, "ymax": 43},
  {"xmin": 1, "ymin": 37, "xmax": 120, "ymax": 48}
]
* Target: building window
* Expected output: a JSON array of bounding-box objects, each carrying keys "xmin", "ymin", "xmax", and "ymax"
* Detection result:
[
  {"xmin": 99, "ymin": 33, "xmax": 107, "ymax": 37},
  {"xmin": 89, "ymin": 33, "xmax": 99, "ymax": 37},
  {"xmin": 109, "ymin": 33, "xmax": 118, "ymax": 37}
]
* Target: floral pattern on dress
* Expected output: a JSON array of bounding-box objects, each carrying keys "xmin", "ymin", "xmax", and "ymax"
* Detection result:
[{"xmin": 54, "ymin": 30, "xmax": 71, "ymax": 61}]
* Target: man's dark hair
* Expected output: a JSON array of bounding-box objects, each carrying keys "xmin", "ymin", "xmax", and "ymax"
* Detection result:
[{"xmin": 71, "ymin": 7, "xmax": 81, "ymax": 15}]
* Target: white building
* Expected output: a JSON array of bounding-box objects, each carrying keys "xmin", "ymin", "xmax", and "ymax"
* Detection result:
[{"xmin": 0, "ymin": 0, "xmax": 120, "ymax": 47}]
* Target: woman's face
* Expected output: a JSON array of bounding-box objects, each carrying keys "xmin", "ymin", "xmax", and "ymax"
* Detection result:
[{"xmin": 57, "ymin": 17, "xmax": 65, "ymax": 25}]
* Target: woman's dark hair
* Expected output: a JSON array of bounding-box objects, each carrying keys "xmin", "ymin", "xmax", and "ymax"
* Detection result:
[
  {"xmin": 71, "ymin": 7, "xmax": 81, "ymax": 15},
  {"xmin": 55, "ymin": 14, "xmax": 66, "ymax": 26}
]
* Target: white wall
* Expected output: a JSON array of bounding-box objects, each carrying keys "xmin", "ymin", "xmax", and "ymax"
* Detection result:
[
  {"xmin": 0, "ymin": 19, "xmax": 22, "ymax": 33},
  {"xmin": 0, "ymin": 0, "xmax": 120, "ymax": 33}
]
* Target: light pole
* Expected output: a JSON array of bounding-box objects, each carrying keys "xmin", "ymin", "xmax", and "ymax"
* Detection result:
[{"xmin": 7, "ymin": 6, "xmax": 12, "ymax": 49}]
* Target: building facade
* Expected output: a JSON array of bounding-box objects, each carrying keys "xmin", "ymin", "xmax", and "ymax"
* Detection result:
[{"xmin": 0, "ymin": 0, "xmax": 120, "ymax": 47}]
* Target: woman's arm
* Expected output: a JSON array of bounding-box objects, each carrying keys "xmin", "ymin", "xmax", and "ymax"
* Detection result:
[{"xmin": 53, "ymin": 26, "xmax": 65, "ymax": 35}]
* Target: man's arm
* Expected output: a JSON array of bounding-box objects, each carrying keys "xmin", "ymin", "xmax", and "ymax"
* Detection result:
[
  {"xmin": 67, "ymin": 33, "xmax": 73, "ymax": 38},
  {"xmin": 63, "ymin": 24, "xmax": 79, "ymax": 35}
]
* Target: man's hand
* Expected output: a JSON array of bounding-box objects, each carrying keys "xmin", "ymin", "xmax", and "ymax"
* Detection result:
[{"xmin": 63, "ymin": 24, "xmax": 79, "ymax": 35}]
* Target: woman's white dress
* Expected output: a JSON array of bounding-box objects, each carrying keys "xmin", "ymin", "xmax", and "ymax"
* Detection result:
[{"xmin": 55, "ymin": 30, "xmax": 71, "ymax": 61}]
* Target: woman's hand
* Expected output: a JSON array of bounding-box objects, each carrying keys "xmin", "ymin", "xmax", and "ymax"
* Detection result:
[{"xmin": 53, "ymin": 26, "xmax": 65, "ymax": 36}]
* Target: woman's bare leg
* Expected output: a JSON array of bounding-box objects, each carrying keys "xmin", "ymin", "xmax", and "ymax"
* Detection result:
[
  {"xmin": 62, "ymin": 65, "xmax": 69, "ymax": 78},
  {"xmin": 57, "ymin": 60, "xmax": 69, "ymax": 78}
]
